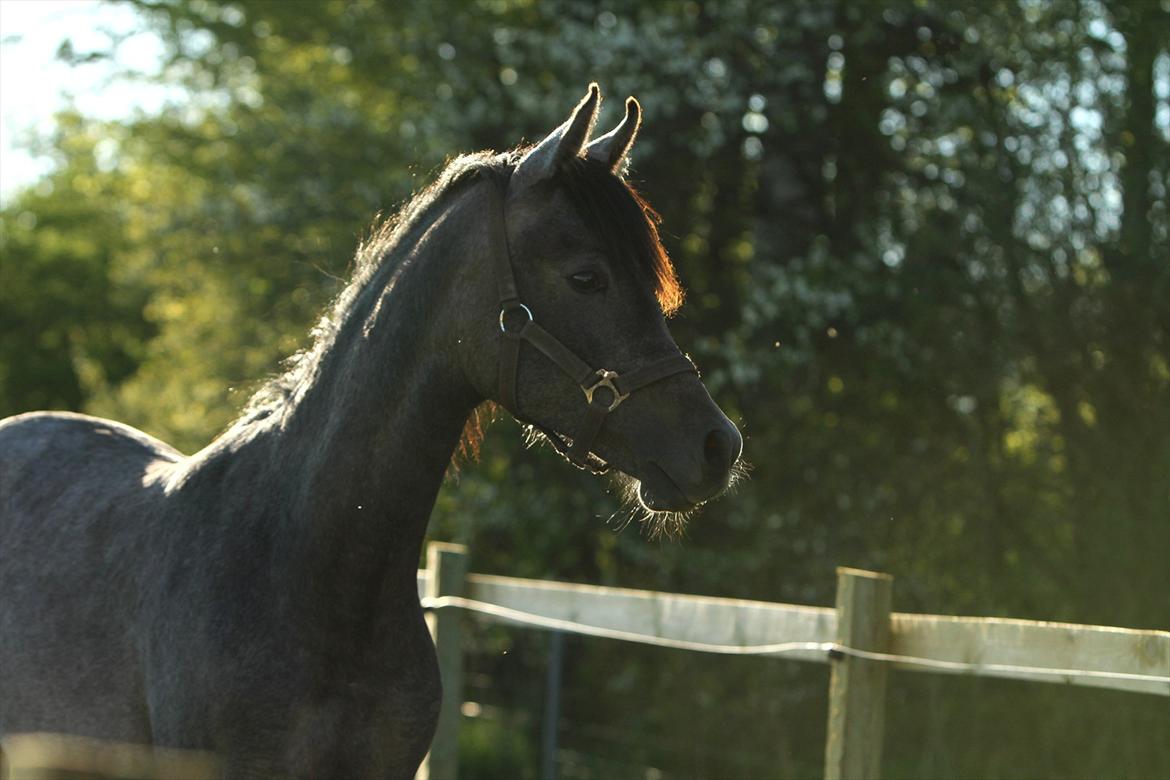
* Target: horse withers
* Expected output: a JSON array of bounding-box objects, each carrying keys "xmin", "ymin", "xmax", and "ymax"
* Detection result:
[{"xmin": 0, "ymin": 85, "xmax": 743, "ymax": 778}]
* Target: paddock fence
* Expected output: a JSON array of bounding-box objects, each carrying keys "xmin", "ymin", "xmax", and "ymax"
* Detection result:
[
  {"xmin": 415, "ymin": 542, "xmax": 1170, "ymax": 780},
  {"xmin": 1, "ymin": 540, "xmax": 1164, "ymax": 779}
]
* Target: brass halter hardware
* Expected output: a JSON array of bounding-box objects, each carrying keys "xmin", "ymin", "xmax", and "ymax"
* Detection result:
[{"xmin": 581, "ymin": 371, "xmax": 628, "ymax": 412}]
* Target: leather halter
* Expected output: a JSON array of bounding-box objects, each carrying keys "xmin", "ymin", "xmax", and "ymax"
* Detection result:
[{"xmin": 488, "ymin": 176, "xmax": 697, "ymax": 474}]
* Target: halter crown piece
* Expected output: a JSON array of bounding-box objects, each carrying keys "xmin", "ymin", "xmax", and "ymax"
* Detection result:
[{"xmin": 489, "ymin": 175, "xmax": 697, "ymax": 474}]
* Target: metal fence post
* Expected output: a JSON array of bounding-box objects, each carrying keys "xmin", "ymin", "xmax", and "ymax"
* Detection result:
[
  {"xmin": 824, "ymin": 567, "xmax": 894, "ymax": 780},
  {"xmin": 419, "ymin": 542, "xmax": 468, "ymax": 780}
]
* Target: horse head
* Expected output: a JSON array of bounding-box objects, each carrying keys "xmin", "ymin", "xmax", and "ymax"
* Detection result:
[{"xmin": 458, "ymin": 84, "xmax": 743, "ymax": 519}]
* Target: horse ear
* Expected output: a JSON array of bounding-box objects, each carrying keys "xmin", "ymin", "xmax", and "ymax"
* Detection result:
[
  {"xmin": 585, "ymin": 96, "xmax": 641, "ymax": 175},
  {"xmin": 511, "ymin": 83, "xmax": 601, "ymax": 191}
]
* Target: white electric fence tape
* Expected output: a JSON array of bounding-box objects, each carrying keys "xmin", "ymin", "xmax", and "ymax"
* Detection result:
[{"xmin": 421, "ymin": 595, "xmax": 1170, "ymax": 688}]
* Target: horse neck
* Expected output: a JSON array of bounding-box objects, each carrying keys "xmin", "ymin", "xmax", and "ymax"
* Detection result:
[{"xmin": 186, "ymin": 188, "xmax": 487, "ymax": 629}]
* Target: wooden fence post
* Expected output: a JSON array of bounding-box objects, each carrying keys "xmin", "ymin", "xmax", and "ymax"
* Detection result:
[
  {"xmin": 824, "ymin": 567, "xmax": 894, "ymax": 780},
  {"xmin": 419, "ymin": 542, "xmax": 468, "ymax": 780}
]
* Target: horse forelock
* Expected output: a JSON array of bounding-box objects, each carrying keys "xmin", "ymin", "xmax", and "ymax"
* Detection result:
[{"xmin": 557, "ymin": 156, "xmax": 684, "ymax": 316}]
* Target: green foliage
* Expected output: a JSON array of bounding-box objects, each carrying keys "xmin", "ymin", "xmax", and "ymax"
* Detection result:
[
  {"xmin": 459, "ymin": 714, "xmax": 537, "ymax": 780},
  {"xmin": 2, "ymin": 0, "xmax": 1167, "ymax": 777},
  {"xmin": 0, "ymin": 114, "xmax": 154, "ymax": 414}
]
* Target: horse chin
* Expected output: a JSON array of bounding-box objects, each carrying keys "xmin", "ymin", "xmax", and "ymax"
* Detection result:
[
  {"xmin": 628, "ymin": 479, "xmax": 695, "ymax": 539},
  {"xmin": 634, "ymin": 463, "xmax": 699, "ymax": 514},
  {"xmin": 615, "ymin": 457, "xmax": 749, "ymax": 539},
  {"xmin": 636, "ymin": 486, "xmax": 678, "ymax": 512}
]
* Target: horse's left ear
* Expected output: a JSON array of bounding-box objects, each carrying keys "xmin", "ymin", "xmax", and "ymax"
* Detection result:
[
  {"xmin": 586, "ymin": 97, "xmax": 641, "ymax": 175},
  {"xmin": 511, "ymin": 83, "xmax": 601, "ymax": 192}
]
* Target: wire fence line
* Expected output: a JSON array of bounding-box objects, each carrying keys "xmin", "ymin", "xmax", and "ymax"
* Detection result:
[{"xmin": 420, "ymin": 594, "xmax": 1170, "ymax": 688}]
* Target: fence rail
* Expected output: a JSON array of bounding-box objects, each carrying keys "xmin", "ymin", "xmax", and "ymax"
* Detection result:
[
  {"xmin": 415, "ymin": 544, "xmax": 1170, "ymax": 780},
  {"xmin": 415, "ymin": 569, "xmax": 1169, "ymax": 695}
]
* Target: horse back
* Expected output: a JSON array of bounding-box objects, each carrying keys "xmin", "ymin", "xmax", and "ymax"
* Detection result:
[
  {"xmin": 0, "ymin": 411, "xmax": 183, "ymax": 742},
  {"xmin": 0, "ymin": 411, "xmax": 182, "ymax": 551}
]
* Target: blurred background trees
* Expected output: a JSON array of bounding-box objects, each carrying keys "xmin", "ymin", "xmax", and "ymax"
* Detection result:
[{"xmin": 1, "ymin": 0, "xmax": 1166, "ymax": 777}]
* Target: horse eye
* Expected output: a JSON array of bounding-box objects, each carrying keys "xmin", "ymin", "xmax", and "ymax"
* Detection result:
[{"xmin": 568, "ymin": 270, "xmax": 606, "ymax": 293}]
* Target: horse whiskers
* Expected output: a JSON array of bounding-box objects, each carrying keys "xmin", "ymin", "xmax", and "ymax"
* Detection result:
[
  {"xmin": 604, "ymin": 504, "xmax": 638, "ymax": 534},
  {"xmin": 524, "ymin": 422, "xmax": 749, "ymax": 540},
  {"xmin": 614, "ymin": 454, "xmax": 753, "ymax": 539},
  {"xmin": 605, "ymin": 471, "xmax": 691, "ymax": 540},
  {"xmin": 640, "ymin": 509, "xmax": 690, "ymax": 540},
  {"xmin": 727, "ymin": 455, "xmax": 753, "ymax": 494}
]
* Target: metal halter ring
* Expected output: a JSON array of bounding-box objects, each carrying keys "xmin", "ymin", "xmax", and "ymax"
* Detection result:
[
  {"xmin": 499, "ymin": 303, "xmax": 534, "ymax": 334},
  {"xmin": 582, "ymin": 370, "xmax": 629, "ymax": 412}
]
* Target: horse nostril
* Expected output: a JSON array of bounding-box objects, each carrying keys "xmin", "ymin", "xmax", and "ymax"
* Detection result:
[{"xmin": 703, "ymin": 427, "xmax": 734, "ymax": 473}]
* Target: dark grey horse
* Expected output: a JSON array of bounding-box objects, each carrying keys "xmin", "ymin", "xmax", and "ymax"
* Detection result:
[{"xmin": 0, "ymin": 86, "xmax": 742, "ymax": 778}]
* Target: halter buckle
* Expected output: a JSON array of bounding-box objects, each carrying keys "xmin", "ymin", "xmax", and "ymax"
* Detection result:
[{"xmin": 582, "ymin": 370, "xmax": 629, "ymax": 412}]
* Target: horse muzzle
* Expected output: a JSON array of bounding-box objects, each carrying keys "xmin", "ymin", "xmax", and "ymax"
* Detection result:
[{"xmin": 635, "ymin": 419, "xmax": 743, "ymax": 513}]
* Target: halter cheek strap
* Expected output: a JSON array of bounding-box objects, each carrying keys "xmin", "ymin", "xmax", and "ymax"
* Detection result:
[{"xmin": 489, "ymin": 178, "xmax": 696, "ymax": 474}]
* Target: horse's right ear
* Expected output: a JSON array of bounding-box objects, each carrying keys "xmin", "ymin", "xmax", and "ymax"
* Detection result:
[
  {"xmin": 585, "ymin": 97, "xmax": 641, "ymax": 175},
  {"xmin": 510, "ymin": 84, "xmax": 601, "ymax": 192}
]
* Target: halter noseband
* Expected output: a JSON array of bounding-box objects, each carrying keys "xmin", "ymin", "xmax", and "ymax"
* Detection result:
[{"xmin": 489, "ymin": 176, "xmax": 697, "ymax": 474}]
